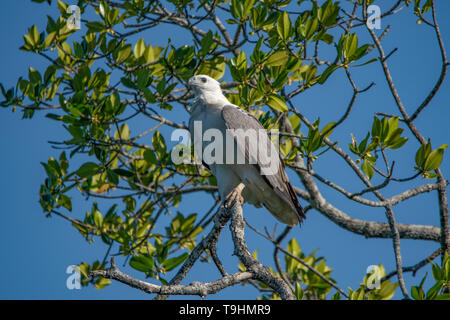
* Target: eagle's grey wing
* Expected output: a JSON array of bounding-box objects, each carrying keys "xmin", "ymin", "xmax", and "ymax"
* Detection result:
[{"xmin": 221, "ymin": 105, "xmax": 305, "ymax": 223}]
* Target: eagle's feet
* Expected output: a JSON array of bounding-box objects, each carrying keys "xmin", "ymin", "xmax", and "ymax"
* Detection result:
[{"xmin": 224, "ymin": 184, "xmax": 245, "ymax": 209}]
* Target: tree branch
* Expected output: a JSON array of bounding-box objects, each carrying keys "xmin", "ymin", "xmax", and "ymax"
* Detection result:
[
  {"xmin": 382, "ymin": 248, "xmax": 441, "ymax": 281},
  {"xmin": 228, "ymin": 199, "xmax": 295, "ymax": 300},
  {"xmin": 366, "ymin": 15, "xmax": 449, "ymax": 258},
  {"xmin": 154, "ymin": 205, "xmax": 230, "ymax": 300},
  {"xmin": 90, "ymin": 257, "xmax": 251, "ymax": 298}
]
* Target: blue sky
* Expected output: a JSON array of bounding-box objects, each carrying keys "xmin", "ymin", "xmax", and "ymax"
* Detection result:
[{"xmin": 0, "ymin": 0, "xmax": 449, "ymax": 299}]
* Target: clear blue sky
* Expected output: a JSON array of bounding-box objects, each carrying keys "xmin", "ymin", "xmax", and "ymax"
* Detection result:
[{"xmin": 0, "ymin": 0, "xmax": 449, "ymax": 299}]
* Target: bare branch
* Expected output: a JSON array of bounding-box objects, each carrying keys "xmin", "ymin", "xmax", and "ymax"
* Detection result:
[
  {"xmin": 410, "ymin": 0, "xmax": 448, "ymax": 122},
  {"xmin": 289, "ymin": 165, "xmax": 446, "ymax": 207},
  {"xmin": 366, "ymin": 16, "xmax": 449, "ymax": 258},
  {"xmin": 286, "ymin": 110, "xmax": 442, "ymax": 243},
  {"xmin": 90, "ymin": 257, "xmax": 251, "ymax": 298},
  {"xmin": 382, "ymin": 248, "xmax": 441, "ymax": 281},
  {"xmin": 228, "ymin": 200, "xmax": 295, "ymax": 300}
]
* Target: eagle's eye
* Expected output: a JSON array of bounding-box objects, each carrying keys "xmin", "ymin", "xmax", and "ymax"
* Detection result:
[{"xmin": 201, "ymin": 77, "xmax": 207, "ymax": 83}]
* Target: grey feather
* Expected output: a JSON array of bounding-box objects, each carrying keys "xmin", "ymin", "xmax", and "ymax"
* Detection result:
[{"xmin": 221, "ymin": 105, "xmax": 305, "ymax": 223}]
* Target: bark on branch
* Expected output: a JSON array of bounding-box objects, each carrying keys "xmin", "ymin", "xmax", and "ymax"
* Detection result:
[
  {"xmin": 90, "ymin": 257, "xmax": 252, "ymax": 297},
  {"xmin": 228, "ymin": 199, "xmax": 295, "ymax": 300}
]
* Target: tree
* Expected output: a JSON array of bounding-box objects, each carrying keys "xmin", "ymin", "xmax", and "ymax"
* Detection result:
[{"xmin": 1, "ymin": 0, "xmax": 449, "ymax": 300}]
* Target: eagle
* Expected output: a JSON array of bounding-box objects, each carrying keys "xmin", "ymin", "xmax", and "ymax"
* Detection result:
[{"xmin": 188, "ymin": 75, "xmax": 305, "ymax": 226}]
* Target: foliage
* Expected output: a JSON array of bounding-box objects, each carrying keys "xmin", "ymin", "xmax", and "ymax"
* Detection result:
[
  {"xmin": 1, "ymin": 0, "xmax": 449, "ymax": 299},
  {"xmin": 254, "ymin": 238, "xmax": 399, "ymax": 300},
  {"xmin": 410, "ymin": 252, "xmax": 450, "ymax": 300}
]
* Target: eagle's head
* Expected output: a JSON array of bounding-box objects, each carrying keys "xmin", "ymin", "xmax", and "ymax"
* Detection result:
[{"xmin": 188, "ymin": 75, "xmax": 222, "ymax": 95}]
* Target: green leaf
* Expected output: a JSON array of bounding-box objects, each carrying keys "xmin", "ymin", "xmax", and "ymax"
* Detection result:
[
  {"xmin": 94, "ymin": 277, "xmax": 111, "ymax": 290},
  {"xmin": 386, "ymin": 117, "xmax": 399, "ymax": 138},
  {"xmin": 355, "ymin": 58, "xmax": 378, "ymax": 67},
  {"xmin": 242, "ymin": 0, "xmax": 255, "ymax": 18},
  {"xmin": 445, "ymin": 252, "xmax": 450, "ymax": 278},
  {"xmin": 304, "ymin": 17, "xmax": 318, "ymax": 40},
  {"xmin": 199, "ymin": 31, "xmax": 214, "ymax": 56},
  {"xmin": 116, "ymin": 44, "xmax": 132, "ymax": 62},
  {"xmin": 106, "ymin": 170, "xmax": 119, "ymax": 185},
  {"xmin": 320, "ymin": 33, "xmax": 334, "ymax": 44},
  {"xmin": 411, "ymin": 286, "xmax": 423, "ymax": 300},
  {"xmin": 361, "ymin": 160, "xmax": 374, "ymax": 180},
  {"xmin": 29, "ymin": 67, "xmax": 41, "ymax": 84},
  {"xmin": 415, "ymin": 141, "xmax": 432, "ymax": 168},
  {"xmin": 345, "ymin": 34, "xmax": 358, "ymax": 60},
  {"xmin": 277, "ymin": 11, "xmax": 291, "ymax": 40},
  {"xmin": 371, "ymin": 116, "xmax": 381, "ymax": 138},
  {"xmin": 144, "ymin": 149, "xmax": 157, "ymax": 164},
  {"xmin": 93, "ymin": 208, "xmax": 103, "ymax": 228},
  {"xmin": 294, "ymin": 281, "xmax": 304, "ymax": 300},
  {"xmin": 152, "ymin": 131, "xmax": 167, "ymax": 160},
  {"xmin": 164, "ymin": 252, "xmax": 189, "ymax": 271},
  {"xmin": 285, "ymin": 238, "xmax": 301, "ymax": 272},
  {"xmin": 377, "ymin": 281, "xmax": 398, "ymax": 300},
  {"xmin": 112, "ymin": 168, "xmax": 134, "ymax": 177},
  {"xmin": 134, "ymin": 38, "xmax": 146, "ymax": 59},
  {"xmin": 352, "ymin": 44, "xmax": 370, "ymax": 61},
  {"xmin": 339, "ymin": 33, "xmax": 358, "ymax": 62},
  {"xmin": 265, "ymin": 50, "xmax": 290, "ymax": 67},
  {"xmin": 304, "ymin": 127, "xmax": 322, "ymax": 153},
  {"xmin": 230, "ymin": 0, "xmax": 243, "ymax": 19},
  {"xmin": 318, "ymin": 65, "xmax": 339, "ymax": 84},
  {"xmin": 426, "ymin": 280, "xmax": 444, "ymax": 300},
  {"xmin": 58, "ymin": 194, "xmax": 72, "ymax": 211},
  {"xmin": 29, "ymin": 25, "xmax": 40, "ymax": 45},
  {"xmin": 114, "ymin": 123, "xmax": 130, "ymax": 140},
  {"xmin": 288, "ymin": 114, "xmax": 301, "ymax": 133},
  {"xmin": 143, "ymin": 45, "xmax": 162, "ymax": 63},
  {"xmin": 389, "ymin": 137, "xmax": 408, "ymax": 149},
  {"xmin": 423, "ymin": 144, "xmax": 448, "ymax": 171},
  {"xmin": 357, "ymin": 132, "xmax": 370, "ymax": 154},
  {"xmin": 287, "ymin": 238, "xmax": 301, "ymax": 256},
  {"xmin": 135, "ymin": 222, "xmax": 150, "ymax": 238},
  {"xmin": 76, "ymin": 162, "xmax": 99, "ymax": 178},
  {"xmin": 267, "ymin": 94, "xmax": 288, "ymax": 112},
  {"xmin": 332, "ymin": 292, "xmax": 341, "ymax": 300},
  {"xmin": 121, "ymin": 76, "xmax": 136, "ymax": 89},
  {"xmin": 431, "ymin": 262, "xmax": 443, "ymax": 281},
  {"xmin": 424, "ymin": 172, "xmax": 438, "ymax": 179},
  {"xmin": 196, "ymin": 57, "xmax": 226, "ymax": 80},
  {"xmin": 59, "ymin": 151, "xmax": 69, "ymax": 174},
  {"xmin": 86, "ymin": 21, "xmax": 106, "ymax": 33},
  {"xmin": 129, "ymin": 254, "xmax": 154, "ymax": 272},
  {"xmin": 98, "ymin": 1, "xmax": 109, "ymax": 18},
  {"xmin": 320, "ymin": 121, "xmax": 336, "ymax": 139}
]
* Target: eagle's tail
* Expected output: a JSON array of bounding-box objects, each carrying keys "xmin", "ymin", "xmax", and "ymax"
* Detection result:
[{"xmin": 285, "ymin": 180, "xmax": 306, "ymax": 225}]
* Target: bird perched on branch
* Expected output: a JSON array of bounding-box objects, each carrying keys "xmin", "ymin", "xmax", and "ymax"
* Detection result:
[{"xmin": 188, "ymin": 75, "xmax": 305, "ymax": 226}]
